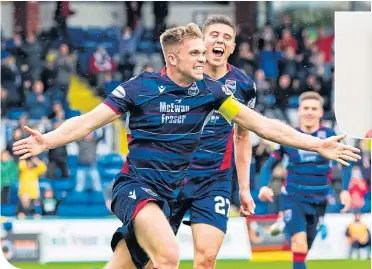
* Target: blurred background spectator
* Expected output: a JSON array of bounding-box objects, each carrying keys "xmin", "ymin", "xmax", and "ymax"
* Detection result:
[
  {"xmin": 1, "ymin": 150, "xmax": 18, "ymax": 204},
  {"xmin": 345, "ymin": 213, "xmax": 371, "ymax": 259}
]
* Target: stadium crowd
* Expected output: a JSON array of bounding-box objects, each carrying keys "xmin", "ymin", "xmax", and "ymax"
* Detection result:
[{"xmin": 1, "ymin": 5, "xmax": 371, "ymax": 219}]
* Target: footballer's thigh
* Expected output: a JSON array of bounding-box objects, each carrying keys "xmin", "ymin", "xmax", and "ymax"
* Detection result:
[
  {"xmin": 190, "ymin": 194, "xmax": 230, "ymax": 269},
  {"xmin": 133, "ymin": 201, "xmax": 180, "ymax": 269},
  {"xmin": 104, "ymin": 239, "xmax": 137, "ymax": 269}
]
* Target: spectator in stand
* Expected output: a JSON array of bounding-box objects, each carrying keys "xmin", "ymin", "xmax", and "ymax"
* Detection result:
[
  {"xmin": 314, "ymin": 27, "xmax": 334, "ymax": 79},
  {"xmin": 6, "ymin": 127, "xmax": 24, "ymax": 161},
  {"xmin": 153, "ymin": 1, "xmax": 168, "ymax": 43},
  {"xmin": 236, "ymin": 42, "xmax": 257, "ymax": 77},
  {"xmin": 22, "ymin": 32, "xmax": 43, "ymax": 81},
  {"xmin": 1, "ymin": 150, "xmax": 18, "ymax": 204},
  {"xmin": 46, "ymin": 121, "xmax": 69, "ymax": 179},
  {"xmin": 47, "ymin": 102, "xmax": 65, "ymax": 122},
  {"xmin": 25, "ymin": 81, "xmax": 51, "ymax": 120},
  {"xmin": 346, "ymin": 213, "xmax": 371, "ymax": 259},
  {"xmin": 142, "ymin": 63, "xmax": 154, "ymax": 72},
  {"xmin": 6, "ymin": 33, "xmax": 28, "ymax": 70},
  {"xmin": 275, "ymin": 14, "xmax": 295, "ymax": 39},
  {"xmin": 280, "ymin": 46, "xmax": 298, "ymax": 79},
  {"xmin": 1, "ymin": 56, "xmax": 22, "ymax": 108},
  {"xmin": 16, "ymin": 194, "xmax": 40, "ymax": 219},
  {"xmin": 274, "ymin": 74, "xmax": 292, "ymax": 123},
  {"xmin": 116, "ymin": 22, "xmax": 142, "ymax": 81},
  {"xmin": 125, "ymin": 1, "xmax": 144, "ymax": 30},
  {"xmin": 278, "ymin": 29, "xmax": 297, "ymax": 52},
  {"xmin": 75, "ymin": 130, "xmax": 105, "ymax": 192},
  {"xmin": 54, "ymin": 43, "xmax": 73, "ymax": 104},
  {"xmin": 1, "ymin": 87, "xmax": 10, "ymax": 117},
  {"xmin": 89, "ymin": 47, "xmax": 116, "ymax": 89},
  {"xmin": 257, "ymin": 41, "xmax": 284, "ymax": 88},
  {"xmin": 40, "ymin": 188, "xmax": 66, "ymax": 216},
  {"xmin": 348, "ymin": 166, "xmax": 369, "ymax": 211},
  {"xmin": 41, "ymin": 58, "xmax": 57, "ymax": 96},
  {"xmin": 54, "ymin": 1, "xmax": 75, "ymax": 49},
  {"xmin": 17, "ymin": 157, "xmax": 47, "ymax": 219}
]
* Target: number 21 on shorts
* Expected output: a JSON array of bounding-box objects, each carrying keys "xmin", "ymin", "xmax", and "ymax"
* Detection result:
[{"xmin": 214, "ymin": 196, "xmax": 230, "ymax": 216}]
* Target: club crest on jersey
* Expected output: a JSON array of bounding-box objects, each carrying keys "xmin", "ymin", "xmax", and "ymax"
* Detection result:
[
  {"xmin": 225, "ymin": 80, "xmax": 236, "ymax": 94},
  {"xmin": 188, "ymin": 82, "xmax": 199, "ymax": 96},
  {"xmin": 112, "ymin": 85, "xmax": 126, "ymax": 99},
  {"xmin": 283, "ymin": 209, "xmax": 292, "ymax": 222},
  {"xmin": 317, "ymin": 131, "xmax": 326, "ymax": 139},
  {"xmin": 141, "ymin": 187, "xmax": 157, "ymax": 197},
  {"xmin": 221, "ymin": 85, "xmax": 233, "ymax": 96}
]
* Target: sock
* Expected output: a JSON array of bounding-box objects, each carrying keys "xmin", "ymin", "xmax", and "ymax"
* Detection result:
[{"xmin": 293, "ymin": 252, "xmax": 307, "ymax": 269}]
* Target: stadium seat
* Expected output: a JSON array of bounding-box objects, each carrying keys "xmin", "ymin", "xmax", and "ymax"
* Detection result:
[
  {"xmin": 263, "ymin": 94, "xmax": 276, "ymax": 108},
  {"xmin": 137, "ymin": 41, "xmax": 155, "ymax": 54},
  {"xmin": 7, "ymin": 108, "xmax": 26, "ymax": 120},
  {"xmin": 67, "ymin": 155, "xmax": 78, "ymax": 167},
  {"xmin": 10, "ymin": 183, "xmax": 19, "ymax": 204},
  {"xmin": 53, "ymin": 179, "xmax": 74, "ymax": 192},
  {"xmin": 1, "ymin": 204, "xmax": 16, "ymax": 216},
  {"xmin": 62, "ymin": 191, "xmax": 89, "ymax": 205},
  {"xmin": 100, "ymin": 168, "xmax": 121, "ymax": 179},
  {"xmin": 66, "ymin": 109, "xmax": 82, "ymax": 119},
  {"xmin": 104, "ymin": 80, "xmax": 121, "ymax": 95},
  {"xmin": 57, "ymin": 204, "xmax": 88, "ymax": 217},
  {"xmin": 288, "ymin": 96, "xmax": 300, "ymax": 108},
  {"xmin": 87, "ymin": 191, "xmax": 105, "ymax": 205},
  {"xmin": 83, "ymin": 205, "xmax": 110, "ymax": 217}
]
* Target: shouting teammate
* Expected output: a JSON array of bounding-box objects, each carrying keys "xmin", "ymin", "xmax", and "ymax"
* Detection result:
[
  {"xmin": 14, "ymin": 23, "xmax": 360, "ymax": 269},
  {"xmin": 175, "ymin": 15, "xmax": 256, "ymax": 269},
  {"xmin": 258, "ymin": 91, "xmax": 353, "ymax": 269}
]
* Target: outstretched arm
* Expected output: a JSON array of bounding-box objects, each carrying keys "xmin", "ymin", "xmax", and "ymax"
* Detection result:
[
  {"xmin": 13, "ymin": 104, "xmax": 121, "ymax": 159},
  {"xmin": 218, "ymin": 98, "xmax": 360, "ymax": 165},
  {"xmin": 44, "ymin": 104, "xmax": 120, "ymax": 149}
]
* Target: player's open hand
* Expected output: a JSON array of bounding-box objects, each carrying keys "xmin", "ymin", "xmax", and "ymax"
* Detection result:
[
  {"xmin": 12, "ymin": 126, "xmax": 48, "ymax": 160},
  {"xmin": 258, "ymin": 186, "xmax": 274, "ymax": 202},
  {"xmin": 239, "ymin": 190, "xmax": 255, "ymax": 216},
  {"xmin": 340, "ymin": 190, "xmax": 352, "ymax": 213},
  {"xmin": 317, "ymin": 134, "xmax": 361, "ymax": 166}
]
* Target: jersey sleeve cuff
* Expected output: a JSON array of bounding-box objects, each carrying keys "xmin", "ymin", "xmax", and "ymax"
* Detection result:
[
  {"xmin": 103, "ymin": 100, "xmax": 122, "ymax": 115},
  {"xmin": 217, "ymin": 96, "xmax": 242, "ymax": 124}
]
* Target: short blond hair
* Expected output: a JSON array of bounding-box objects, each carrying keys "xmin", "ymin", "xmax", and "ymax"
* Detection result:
[
  {"xmin": 202, "ymin": 15, "xmax": 236, "ymax": 34},
  {"xmin": 160, "ymin": 23, "xmax": 203, "ymax": 56},
  {"xmin": 299, "ymin": 91, "xmax": 324, "ymax": 106}
]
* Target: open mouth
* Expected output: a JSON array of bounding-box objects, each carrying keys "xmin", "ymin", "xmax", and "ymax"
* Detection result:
[{"xmin": 212, "ymin": 47, "xmax": 224, "ymax": 57}]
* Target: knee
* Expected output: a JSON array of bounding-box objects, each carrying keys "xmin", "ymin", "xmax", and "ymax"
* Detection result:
[
  {"xmin": 291, "ymin": 234, "xmax": 308, "ymax": 253},
  {"xmin": 153, "ymin": 244, "xmax": 180, "ymax": 269},
  {"xmin": 194, "ymin": 248, "xmax": 218, "ymax": 269}
]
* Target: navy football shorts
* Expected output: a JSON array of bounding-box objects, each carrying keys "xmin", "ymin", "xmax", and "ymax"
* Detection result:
[
  {"xmin": 110, "ymin": 174, "xmax": 184, "ymax": 269},
  {"xmin": 280, "ymin": 194, "xmax": 326, "ymax": 249}
]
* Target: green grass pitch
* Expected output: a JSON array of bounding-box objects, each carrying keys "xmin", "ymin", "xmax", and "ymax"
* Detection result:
[{"xmin": 10, "ymin": 260, "xmax": 371, "ymax": 269}]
